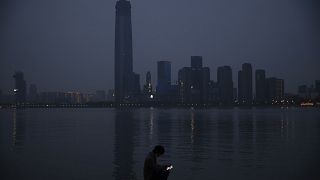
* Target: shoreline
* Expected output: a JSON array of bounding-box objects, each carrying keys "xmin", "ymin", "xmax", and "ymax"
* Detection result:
[{"xmin": 0, "ymin": 103, "xmax": 318, "ymax": 109}]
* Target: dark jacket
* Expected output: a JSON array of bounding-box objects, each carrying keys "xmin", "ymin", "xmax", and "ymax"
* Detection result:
[{"xmin": 144, "ymin": 152, "xmax": 167, "ymax": 180}]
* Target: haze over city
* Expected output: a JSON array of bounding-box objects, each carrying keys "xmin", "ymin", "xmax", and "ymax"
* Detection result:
[
  {"xmin": 1, "ymin": 0, "xmax": 319, "ymax": 94},
  {"xmin": 1, "ymin": 1, "xmax": 320, "ymax": 180}
]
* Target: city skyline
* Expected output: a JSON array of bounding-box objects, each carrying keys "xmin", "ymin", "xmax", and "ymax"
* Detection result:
[
  {"xmin": 4, "ymin": 61, "xmax": 318, "ymax": 103},
  {"xmin": 1, "ymin": 0, "xmax": 319, "ymax": 94}
]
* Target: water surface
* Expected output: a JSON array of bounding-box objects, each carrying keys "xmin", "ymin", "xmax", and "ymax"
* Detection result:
[{"xmin": 1, "ymin": 108, "xmax": 320, "ymax": 180}]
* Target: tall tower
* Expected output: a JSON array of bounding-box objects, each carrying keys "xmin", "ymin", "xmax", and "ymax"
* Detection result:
[
  {"xmin": 146, "ymin": 71, "xmax": 152, "ymax": 87},
  {"xmin": 13, "ymin": 71, "xmax": 27, "ymax": 103},
  {"xmin": 266, "ymin": 77, "xmax": 284, "ymax": 101},
  {"xmin": 144, "ymin": 71, "xmax": 152, "ymax": 94},
  {"xmin": 114, "ymin": 0, "xmax": 133, "ymax": 103},
  {"xmin": 157, "ymin": 61, "xmax": 171, "ymax": 95},
  {"xmin": 255, "ymin": 69, "xmax": 266, "ymax": 103},
  {"xmin": 217, "ymin": 66, "xmax": 233, "ymax": 104},
  {"xmin": 29, "ymin": 84, "xmax": 38, "ymax": 103},
  {"xmin": 178, "ymin": 56, "xmax": 210, "ymax": 103},
  {"xmin": 238, "ymin": 63, "xmax": 252, "ymax": 104},
  {"xmin": 316, "ymin": 80, "xmax": 320, "ymax": 95}
]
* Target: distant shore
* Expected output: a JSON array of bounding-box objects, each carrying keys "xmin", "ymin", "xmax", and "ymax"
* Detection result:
[{"xmin": 0, "ymin": 102, "xmax": 319, "ymax": 109}]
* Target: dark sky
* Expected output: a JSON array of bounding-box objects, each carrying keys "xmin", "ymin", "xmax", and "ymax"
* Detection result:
[{"xmin": 0, "ymin": 0, "xmax": 319, "ymax": 94}]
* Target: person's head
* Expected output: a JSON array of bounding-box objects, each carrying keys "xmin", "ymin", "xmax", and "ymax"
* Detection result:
[{"xmin": 152, "ymin": 145, "xmax": 165, "ymax": 157}]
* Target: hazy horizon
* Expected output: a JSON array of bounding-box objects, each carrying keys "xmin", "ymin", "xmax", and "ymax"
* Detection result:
[{"xmin": 1, "ymin": 0, "xmax": 319, "ymax": 94}]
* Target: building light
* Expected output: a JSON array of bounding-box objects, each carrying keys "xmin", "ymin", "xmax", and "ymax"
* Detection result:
[
  {"xmin": 301, "ymin": 102, "xmax": 314, "ymax": 106},
  {"xmin": 150, "ymin": 95, "xmax": 154, "ymax": 99},
  {"xmin": 13, "ymin": 89, "xmax": 18, "ymax": 92}
]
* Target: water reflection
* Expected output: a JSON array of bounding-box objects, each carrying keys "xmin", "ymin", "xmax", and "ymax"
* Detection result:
[
  {"xmin": 238, "ymin": 109, "xmax": 254, "ymax": 168},
  {"xmin": 113, "ymin": 109, "xmax": 138, "ymax": 180},
  {"xmin": 157, "ymin": 110, "xmax": 173, "ymax": 151},
  {"xmin": 190, "ymin": 110, "xmax": 212, "ymax": 155},
  {"xmin": 190, "ymin": 110, "xmax": 195, "ymax": 144},
  {"xmin": 149, "ymin": 108, "xmax": 154, "ymax": 141},
  {"xmin": 141, "ymin": 108, "xmax": 155, "ymax": 149},
  {"xmin": 177, "ymin": 109, "xmax": 213, "ymax": 172},
  {"xmin": 12, "ymin": 109, "xmax": 26, "ymax": 149},
  {"xmin": 1, "ymin": 108, "xmax": 319, "ymax": 180},
  {"xmin": 216, "ymin": 110, "xmax": 235, "ymax": 161},
  {"xmin": 254, "ymin": 111, "xmax": 273, "ymax": 168}
]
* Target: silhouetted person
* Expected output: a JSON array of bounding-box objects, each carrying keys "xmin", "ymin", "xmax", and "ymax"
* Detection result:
[{"xmin": 144, "ymin": 145, "xmax": 172, "ymax": 180}]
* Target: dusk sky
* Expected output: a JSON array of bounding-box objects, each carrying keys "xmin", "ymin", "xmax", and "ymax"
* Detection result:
[{"xmin": 0, "ymin": 0, "xmax": 319, "ymax": 94}]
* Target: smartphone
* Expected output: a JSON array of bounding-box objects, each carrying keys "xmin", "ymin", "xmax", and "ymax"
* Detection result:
[{"xmin": 166, "ymin": 165, "xmax": 173, "ymax": 170}]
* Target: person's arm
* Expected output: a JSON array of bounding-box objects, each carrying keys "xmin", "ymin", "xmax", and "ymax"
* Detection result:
[{"xmin": 155, "ymin": 162, "xmax": 171, "ymax": 172}]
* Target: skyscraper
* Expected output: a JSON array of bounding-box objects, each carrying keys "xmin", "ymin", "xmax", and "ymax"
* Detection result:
[
  {"xmin": 189, "ymin": 57, "xmax": 210, "ymax": 102},
  {"xmin": 266, "ymin": 77, "xmax": 284, "ymax": 101},
  {"xmin": 178, "ymin": 56, "xmax": 210, "ymax": 103},
  {"xmin": 13, "ymin": 71, "xmax": 27, "ymax": 103},
  {"xmin": 28, "ymin": 84, "xmax": 38, "ymax": 103},
  {"xmin": 0, "ymin": 89, "xmax": 2, "ymax": 103},
  {"xmin": 114, "ymin": 0, "xmax": 133, "ymax": 103},
  {"xmin": 217, "ymin": 66, "xmax": 234, "ymax": 104},
  {"xmin": 143, "ymin": 71, "xmax": 153, "ymax": 95},
  {"xmin": 255, "ymin": 69, "xmax": 266, "ymax": 103},
  {"xmin": 157, "ymin": 61, "xmax": 171, "ymax": 95},
  {"xmin": 316, "ymin": 80, "xmax": 320, "ymax": 94},
  {"xmin": 238, "ymin": 70, "xmax": 243, "ymax": 102},
  {"xmin": 298, "ymin": 85, "xmax": 308, "ymax": 99},
  {"xmin": 238, "ymin": 63, "xmax": 253, "ymax": 104},
  {"xmin": 130, "ymin": 72, "xmax": 141, "ymax": 95}
]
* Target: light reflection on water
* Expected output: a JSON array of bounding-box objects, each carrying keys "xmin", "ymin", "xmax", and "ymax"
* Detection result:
[{"xmin": 0, "ymin": 108, "xmax": 320, "ymax": 180}]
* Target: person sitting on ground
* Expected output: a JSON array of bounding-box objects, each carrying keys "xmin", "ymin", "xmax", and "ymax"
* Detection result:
[{"xmin": 144, "ymin": 145, "xmax": 172, "ymax": 180}]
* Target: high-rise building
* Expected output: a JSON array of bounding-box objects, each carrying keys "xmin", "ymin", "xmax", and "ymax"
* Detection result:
[
  {"xmin": 178, "ymin": 56, "xmax": 210, "ymax": 103},
  {"xmin": 178, "ymin": 67, "xmax": 192, "ymax": 103},
  {"xmin": 208, "ymin": 81, "xmax": 219, "ymax": 103},
  {"xmin": 114, "ymin": 0, "xmax": 133, "ymax": 103},
  {"xmin": 266, "ymin": 77, "xmax": 284, "ymax": 101},
  {"xmin": 28, "ymin": 84, "xmax": 38, "ymax": 103},
  {"xmin": 298, "ymin": 84, "xmax": 318, "ymax": 100},
  {"xmin": 298, "ymin": 85, "xmax": 308, "ymax": 99},
  {"xmin": 238, "ymin": 63, "xmax": 252, "ymax": 104},
  {"xmin": 130, "ymin": 72, "xmax": 141, "ymax": 95},
  {"xmin": 0, "ymin": 89, "xmax": 2, "ymax": 103},
  {"xmin": 233, "ymin": 88, "xmax": 237, "ymax": 101},
  {"xmin": 255, "ymin": 69, "xmax": 266, "ymax": 103},
  {"xmin": 189, "ymin": 57, "xmax": 210, "ymax": 102},
  {"xmin": 316, "ymin": 80, "xmax": 320, "ymax": 94},
  {"xmin": 217, "ymin": 66, "xmax": 233, "ymax": 104},
  {"xmin": 157, "ymin": 61, "xmax": 171, "ymax": 96},
  {"xmin": 238, "ymin": 70, "xmax": 242, "ymax": 101},
  {"xmin": 83, "ymin": 93, "xmax": 95, "ymax": 103},
  {"xmin": 106, "ymin": 89, "xmax": 115, "ymax": 102},
  {"xmin": 13, "ymin": 71, "xmax": 27, "ymax": 103},
  {"xmin": 143, "ymin": 71, "xmax": 153, "ymax": 95}
]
